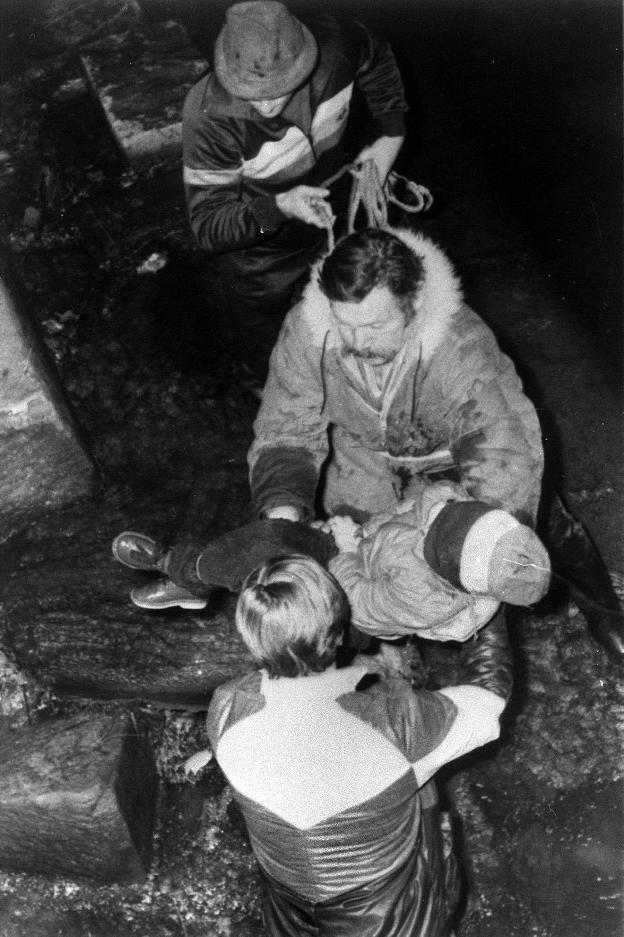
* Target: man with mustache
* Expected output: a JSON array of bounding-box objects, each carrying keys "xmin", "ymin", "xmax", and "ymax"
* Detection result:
[
  {"xmin": 249, "ymin": 226, "xmax": 543, "ymax": 533},
  {"xmin": 116, "ymin": 225, "xmax": 622, "ymax": 658},
  {"xmin": 247, "ymin": 225, "xmax": 624, "ymax": 661}
]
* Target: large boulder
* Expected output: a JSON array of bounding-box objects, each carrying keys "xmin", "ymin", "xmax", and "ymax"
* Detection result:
[
  {"xmin": 0, "ymin": 710, "xmax": 158, "ymax": 883},
  {"xmin": 0, "ymin": 258, "xmax": 94, "ymax": 515}
]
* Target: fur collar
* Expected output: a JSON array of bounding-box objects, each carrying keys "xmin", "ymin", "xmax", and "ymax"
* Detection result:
[{"xmin": 300, "ymin": 227, "xmax": 463, "ymax": 362}]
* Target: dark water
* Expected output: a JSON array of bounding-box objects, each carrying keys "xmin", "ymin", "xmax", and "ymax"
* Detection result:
[{"xmin": 410, "ymin": 0, "xmax": 623, "ymax": 377}]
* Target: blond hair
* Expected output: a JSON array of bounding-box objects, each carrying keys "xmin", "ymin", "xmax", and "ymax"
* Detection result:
[{"xmin": 235, "ymin": 555, "xmax": 349, "ymax": 678}]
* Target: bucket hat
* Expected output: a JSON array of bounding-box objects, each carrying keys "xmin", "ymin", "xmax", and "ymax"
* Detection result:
[{"xmin": 214, "ymin": 1, "xmax": 318, "ymax": 100}]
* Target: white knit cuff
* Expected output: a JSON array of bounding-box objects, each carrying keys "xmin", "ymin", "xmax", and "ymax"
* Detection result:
[{"xmin": 459, "ymin": 510, "xmax": 521, "ymax": 593}]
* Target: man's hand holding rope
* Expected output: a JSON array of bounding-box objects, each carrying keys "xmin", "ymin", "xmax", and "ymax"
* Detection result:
[
  {"xmin": 275, "ymin": 185, "xmax": 335, "ymax": 229},
  {"xmin": 320, "ymin": 158, "xmax": 434, "ymax": 252},
  {"xmin": 355, "ymin": 135, "xmax": 404, "ymax": 186}
]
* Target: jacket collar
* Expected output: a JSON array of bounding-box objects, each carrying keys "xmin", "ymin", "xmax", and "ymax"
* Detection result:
[
  {"xmin": 260, "ymin": 663, "xmax": 367, "ymax": 703},
  {"xmin": 301, "ymin": 227, "xmax": 464, "ymax": 363}
]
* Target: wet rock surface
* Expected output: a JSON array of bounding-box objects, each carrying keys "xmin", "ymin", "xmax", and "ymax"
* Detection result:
[
  {"xmin": 80, "ymin": 18, "xmax": 207, "ymax": 163},
  {"xmin": 507, "ymin": 779, "xmax": 623, "ymax": 935},
  {"xmin": 0, "ymin": 2, "xmax": 622, "ymax": 935},
  {"xmin": 0, "ymin": 710, "xmax": 157, "ymax": 883}
]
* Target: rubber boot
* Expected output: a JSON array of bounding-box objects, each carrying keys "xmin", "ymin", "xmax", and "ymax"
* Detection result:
[{"xmin": 545, "ymin": 493, "xmax": 624, "ymax": 663}]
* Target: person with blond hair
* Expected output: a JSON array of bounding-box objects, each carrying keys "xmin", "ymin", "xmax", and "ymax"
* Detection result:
[{"xmin": 197, "ymin": 553, "xmax": 513, "ymax": 937}]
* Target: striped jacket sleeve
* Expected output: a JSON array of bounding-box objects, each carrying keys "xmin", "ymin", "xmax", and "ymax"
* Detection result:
[{"xmin": 182, "ymin": 90, "xmax": 284, "ymax": 252}]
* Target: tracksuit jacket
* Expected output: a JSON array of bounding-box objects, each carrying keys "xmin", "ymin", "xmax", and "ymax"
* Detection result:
[
  {"xmin": 207, "ymin": 614, "xmax": 512, "ymax": 936},
  {"xmin": 182, "ymin": 12, "xmax": 408, "ymax": 279}
]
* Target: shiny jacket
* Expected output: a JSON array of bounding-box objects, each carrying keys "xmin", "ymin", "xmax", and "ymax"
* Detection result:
[
  {"xmin": 249, "ymin": 227, "xmax": 544, "ymax": 525},
  {"xmin": 207, "ymin": 614, "xmax": 512, "ymax": 936},
  {"xmin": 182, "ymin": 13, "xmax": 407, "ymax": 256}
]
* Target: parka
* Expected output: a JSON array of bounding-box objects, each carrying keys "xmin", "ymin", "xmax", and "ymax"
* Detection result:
[{"xmin": 249, "ymin": 227, "xmax": 544, "ymax": 526}]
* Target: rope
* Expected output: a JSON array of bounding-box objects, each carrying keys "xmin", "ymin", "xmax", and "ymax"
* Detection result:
[{"xmin": 321, "ymin": 160, "xmax": 433, "ymax": 252}]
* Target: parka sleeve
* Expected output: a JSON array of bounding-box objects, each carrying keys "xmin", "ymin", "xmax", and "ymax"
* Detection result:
[
  {"xmin": 432, "ymin": 311, "xmax": 544, "ymax": 525},
  {"xmin": 248, "ymin": 307, "xmax": 331, "ymax": 519},
  {"xmin": 182, "ymin": 86, "xmax": 284, "ymax": 253}
]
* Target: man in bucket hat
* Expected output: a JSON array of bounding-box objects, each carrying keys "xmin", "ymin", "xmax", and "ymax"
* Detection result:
[{"xmin": 182, "ymin": 1, "xmax": 408, "ymax": 380}]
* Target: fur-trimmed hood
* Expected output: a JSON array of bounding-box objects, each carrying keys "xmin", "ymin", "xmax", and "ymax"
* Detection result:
[{"xmin": 300, "ymin": 227, "xmax": 464, "ymax": 363}]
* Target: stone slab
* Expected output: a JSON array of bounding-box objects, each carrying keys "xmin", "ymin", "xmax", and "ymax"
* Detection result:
[
  {"xmin": 80, "ymin": 20, "xmax": 207, "ymax": 163},
  {"xmin": 0, "ymin": 263, "xmax": 94, "ymax": 515},
  {"xmin": 42, "ymin": 0, "xmax": 143, "ymax": 47},
  {"xmin": 0, "ymin": 711, "xmax": 158, "ymax": 882}
]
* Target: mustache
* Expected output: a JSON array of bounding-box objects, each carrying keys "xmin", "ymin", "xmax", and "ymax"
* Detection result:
[{"xmin": 342, "ymin": 345, "xmax": 397, "ymax": 362}]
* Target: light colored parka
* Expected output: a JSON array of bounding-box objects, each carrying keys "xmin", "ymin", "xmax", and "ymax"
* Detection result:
[{"xmin": 249, "ymin": 228, "xmax": 544, "ymax": 527}]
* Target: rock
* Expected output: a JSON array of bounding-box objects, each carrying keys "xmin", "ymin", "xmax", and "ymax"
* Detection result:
[
  {"xmin": 41, "ymin": 0, "xmax": 142, "ymax": 48},
  {"xmin": 0, "ymin": 710, "xmax": 158, "ymax": 883},
  {"xmin": 80, "ymin": 20, "xmax": 207, "ymax": 164},
  {"xmin": 0, "ymin": 253, "xmax": 95, "ymax": 515},
  {"xmin": 51, "ymin": 77, "xmax": 88, "ymax": 103},
  {"xmin": 507, "ymin": 779, "xmax": 624, "ymax": 936},
  {"xmin": 22, "ymin": 206, "xmax": 41, "ymax": 230}
]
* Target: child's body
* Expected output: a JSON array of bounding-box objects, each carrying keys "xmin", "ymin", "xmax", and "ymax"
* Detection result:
[
  {"xmin": 113, "ymin": 481, "xmax": 550, "ymax": 644},
  {"xmin": 327, "ymin": 480, "xmax": 550, "ymax": 642}
]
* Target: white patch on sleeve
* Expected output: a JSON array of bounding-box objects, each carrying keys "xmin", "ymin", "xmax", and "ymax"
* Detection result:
[
  {"xmin": 183, "ymin": 165, "xmax": 242, "ymax": 186},
  {"xmin": 243, "ymin": 127, "xmax": 314, "ymax": 180},
  {"xmin": 412, "ymin": 685, "xmax": 505, "ymax": 786}
]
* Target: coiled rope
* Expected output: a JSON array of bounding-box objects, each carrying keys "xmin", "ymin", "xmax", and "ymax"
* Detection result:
[{"xmin": 321, "ymin": 159, "xmax": 433, "ymax": 252}]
